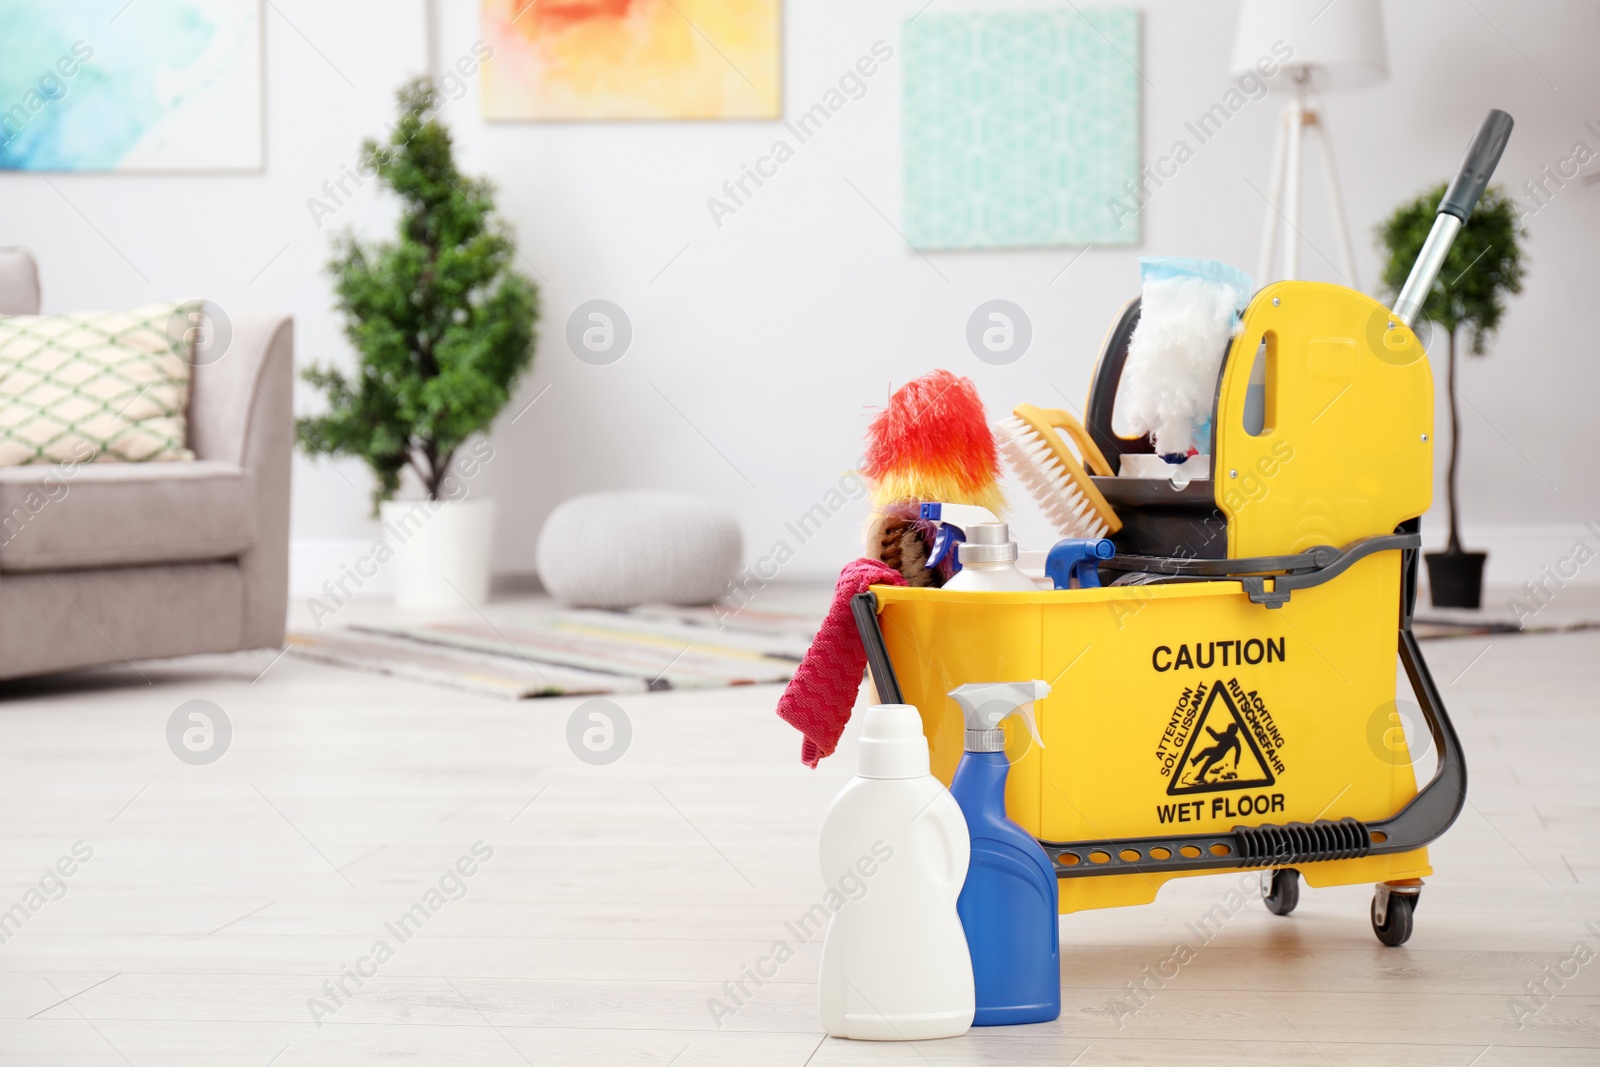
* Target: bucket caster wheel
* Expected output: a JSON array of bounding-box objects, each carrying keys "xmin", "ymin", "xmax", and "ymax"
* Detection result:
[
  {"xmin": 1371, "ymin": 883, "xmax": 1420, "ymax": 947},
  {"xmin": 1260, "ymin": 868, "xmax": 1300, "ymax": 916}
]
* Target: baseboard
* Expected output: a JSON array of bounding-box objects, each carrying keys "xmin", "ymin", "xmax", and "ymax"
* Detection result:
[
  {"xmin": 289, "ymin": 542, "xmax": 544, "ymax": 599},
  {"xmin": 785, "ymin": 522, "xmax": 1600, "ymax": 588},
  {"xmin": 290, "ymin": 537, "xmax": 393, "ymax": 598},
  {"xmin": 290, "ymin": 521, "xmax": 1600, "ymax": 600},
  {"xmin": 491, "ymin": 572, "xmax": 544, "ymax": 595},
  {"xmin": 1421, "ymin": 520, "xmax": 1600, "ymax": 589}
]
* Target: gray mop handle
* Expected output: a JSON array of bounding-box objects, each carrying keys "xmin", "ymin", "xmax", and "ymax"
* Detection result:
[{"xmin": 1391, "ymin": 110, "xmax": 1514, "ymax": 328}]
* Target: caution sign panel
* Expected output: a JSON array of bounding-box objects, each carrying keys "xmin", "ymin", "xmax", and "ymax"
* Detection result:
[{"xmin": 1155, "ymin": 678, "xmax": 1288, "ymax": 796}]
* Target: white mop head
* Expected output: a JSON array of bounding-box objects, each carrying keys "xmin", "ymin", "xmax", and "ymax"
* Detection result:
[{"xmin": 1120, "ymin": 274, "xmax": 1241, "ymax": 457}]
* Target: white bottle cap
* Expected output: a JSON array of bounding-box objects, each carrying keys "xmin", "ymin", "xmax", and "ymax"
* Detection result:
[
  {"xmin": 857, "ymin": 704, "xmax": 931, "ymax": 779},
  {"xmin": 957, "ymin": 522, "xmax": 1019, "ymax": 565}
]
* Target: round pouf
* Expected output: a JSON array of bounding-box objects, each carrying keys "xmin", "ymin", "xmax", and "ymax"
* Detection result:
[{"xmin": 536, "ymin": 491, "xmax": 743, "ymax": 608}]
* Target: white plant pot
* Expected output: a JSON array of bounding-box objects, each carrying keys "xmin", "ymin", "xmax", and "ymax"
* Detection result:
[{"xmin": 379, "ymin": 498, "xmax": 496, "ymax": 610}]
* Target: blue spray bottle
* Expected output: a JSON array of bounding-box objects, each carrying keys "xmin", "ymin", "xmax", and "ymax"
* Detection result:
[{"xmin": 947, "ymin": 681, "xmax": 1061, "ymax": 1025}]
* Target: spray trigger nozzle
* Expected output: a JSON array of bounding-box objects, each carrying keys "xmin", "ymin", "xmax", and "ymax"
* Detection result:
[
  {"xmin": 1046, "ymin": 537, "xmax": 1116, "ymax": 589},
  {"xmin": 947, "ymin": 681, "xmax": 1049, "ymax": 753},
  {"xmin": 927, "ymin": 524, "xmax": 964, "ymax": 568},
  {"xmin": 920, "ymin": 502, "xmax": 1000, "ymax": 573}
]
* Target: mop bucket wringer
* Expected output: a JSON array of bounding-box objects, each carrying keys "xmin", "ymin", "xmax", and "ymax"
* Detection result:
[{"xmin": 850, "ymin": 111, "xmax": 1512, "ymax": 946}]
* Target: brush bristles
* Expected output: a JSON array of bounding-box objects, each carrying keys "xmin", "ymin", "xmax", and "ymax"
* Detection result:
[{"xmin": 996, "ymin": 415, "xmax": 1112, "ymax": 539}]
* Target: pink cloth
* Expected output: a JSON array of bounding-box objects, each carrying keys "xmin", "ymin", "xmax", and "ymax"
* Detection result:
[{"xmin": 777, "ymin": 558, "xmax": 907, "ymax": 767}]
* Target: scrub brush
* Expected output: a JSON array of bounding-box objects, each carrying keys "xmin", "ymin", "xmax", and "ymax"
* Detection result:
[
  {"xmin": 865, "ymin": 502, "xmax": 946, "ymax": 587},
  {"xmin": 862, "ymin": 370, "xmax": 1006, "ymax": 585},
  {"xmin": 995, "ymin": 404, "xmax": 1122, "ymax": 539}
]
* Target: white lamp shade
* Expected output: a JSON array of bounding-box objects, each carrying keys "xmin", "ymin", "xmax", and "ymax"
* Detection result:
[{"xmin": 1231, "ymin": 0, "xmax": 1389, "ymax": 91}]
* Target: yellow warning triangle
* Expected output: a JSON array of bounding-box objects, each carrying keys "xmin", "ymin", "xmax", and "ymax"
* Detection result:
[{"xmin": 1168, "ymin": 680, "xmax": 1275, "ymax": 795}]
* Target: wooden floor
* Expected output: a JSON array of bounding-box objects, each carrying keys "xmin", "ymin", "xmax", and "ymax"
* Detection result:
[{"xmin": 0, "ymin": 586, "xmax": 1596, "ymax": 1065}]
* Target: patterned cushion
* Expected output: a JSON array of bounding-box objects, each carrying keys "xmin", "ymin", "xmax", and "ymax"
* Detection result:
[{"xmin": 0, "ymin": 302, "xmax": 197, "ymax": 466}]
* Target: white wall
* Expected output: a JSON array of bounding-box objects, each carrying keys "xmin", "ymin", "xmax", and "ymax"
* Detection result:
[{"xmin": 6, "ymin": 0, "xmax": 1598, "ymax": 601}]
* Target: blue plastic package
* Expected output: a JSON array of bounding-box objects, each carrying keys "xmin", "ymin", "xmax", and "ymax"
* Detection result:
[
  {"xmin": 952, "ymin": 751, "xmax": 1061, "ymax": 1025},
  {"xmin": 948, "ymin": 682, "xmax": 1061, "ymax": 1026},
  {"xmin": 1139, "ymin": 256, "xmax": 1253, "ymax": 320}
]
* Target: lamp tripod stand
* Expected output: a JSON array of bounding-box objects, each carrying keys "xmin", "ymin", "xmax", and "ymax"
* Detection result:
[{"xmin": 1255, "ymin": 70, "xmax": 1360, "ymax": 289}]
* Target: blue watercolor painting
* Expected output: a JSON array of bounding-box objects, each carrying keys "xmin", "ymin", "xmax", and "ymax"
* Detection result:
[{"xmin": 0, "ymin": 0, "xmax": 262, "ymax": 171}]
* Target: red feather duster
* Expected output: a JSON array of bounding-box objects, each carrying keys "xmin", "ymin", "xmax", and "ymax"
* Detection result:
[{"xmin": 863, "ymin": 370, "xmax": 1005, "ymax": 515}]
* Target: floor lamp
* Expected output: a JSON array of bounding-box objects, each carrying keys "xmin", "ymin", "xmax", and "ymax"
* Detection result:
[{"xmin": 1232, "ymin": 0, "xmax": 1389, "ymax": 288}]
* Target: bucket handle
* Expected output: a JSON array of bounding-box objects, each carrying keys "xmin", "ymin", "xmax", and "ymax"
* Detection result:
[
  {"xmin": 1391, "ymin": 110, "xmax": 1513, "ymax": 328},
  {"xmin": 850, "ymin": 592, "xmax": 902, "ymax": 705},
  {"xmin": 1101, "ymin": 531, "xmax": 1421, "ymax": 607}
]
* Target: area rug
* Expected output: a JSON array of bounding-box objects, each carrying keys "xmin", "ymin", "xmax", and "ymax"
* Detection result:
[
  {"xmin": 286, "ymin": 599, "xmax": 1598, "ymax": 700},
  {"xmin": 1412, "ymin": 617, "xmax": 1600, "ymax": 640},
  {"xmin": 286, "ymin": 604, "xmax": 819, "ymax": 699}
]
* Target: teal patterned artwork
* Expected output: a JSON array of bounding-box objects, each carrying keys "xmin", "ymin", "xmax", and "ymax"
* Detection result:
[
  {"xmin": 0, "ymin": 0, "xmax": 262, "ymax": 172},
  {"xmin": 904, "ymin": 8, "xmax": 1142, "ymax": 249}
]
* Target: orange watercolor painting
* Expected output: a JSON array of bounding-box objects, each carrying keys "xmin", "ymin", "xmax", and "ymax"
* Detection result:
[{"xmin": 480, "ymin": 0, "xmax": 781, "ymax": 120}]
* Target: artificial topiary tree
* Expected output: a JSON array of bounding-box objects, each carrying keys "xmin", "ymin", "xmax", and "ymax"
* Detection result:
[
  {"xmin": 1377, "ymin": 182, "xmax": 1524, "ymax": 602},
  {"xmin": 298, "ymin": 76, "xmax": 539, "ymax": 511}
]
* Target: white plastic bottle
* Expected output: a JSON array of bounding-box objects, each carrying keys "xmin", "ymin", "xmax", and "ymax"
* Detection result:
[
  {"xmin": 941, "ymin": 522, "xmax": 1038, "ymax": 591},
  {"xmin": 817, "ymin": 704, "xmax": 974, "ymax": 1040}
]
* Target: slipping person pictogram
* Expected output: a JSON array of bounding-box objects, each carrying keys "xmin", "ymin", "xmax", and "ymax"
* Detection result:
[
  {"xmin": 1189, "ymin": 722, "xmax": 1243, "ymax": 784},
  {"xmin": 1168, "ymin": 682, "xmax": 1276, "ymax": 795}
]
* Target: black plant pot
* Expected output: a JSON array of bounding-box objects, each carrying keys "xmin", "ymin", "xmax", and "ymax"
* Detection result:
[{"xmin": 1425, "ymin": 550, "xmax": 1487, "ymax": 609}]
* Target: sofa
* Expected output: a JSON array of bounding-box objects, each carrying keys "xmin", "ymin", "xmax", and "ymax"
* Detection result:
[{"xmin": 0, "ymin": 248, "xmax": 292, "ymax": 680}]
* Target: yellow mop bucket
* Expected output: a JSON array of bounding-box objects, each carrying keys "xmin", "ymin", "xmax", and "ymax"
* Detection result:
[
  {"xmin": 862, "ymin": 560, "xmax": 1449, "ymax": 925},
  {"xmin": 854, "ymin": 299, "xmax": 1460, "ymax": 941},
  {"xmin": 850, "ymin": 111, "xmax": 1510, "ymax": 945}
]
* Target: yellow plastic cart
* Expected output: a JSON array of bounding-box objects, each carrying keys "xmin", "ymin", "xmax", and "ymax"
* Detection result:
[{"xmin": 851, "ymin": 112, "xmax": 1512, "ymax": 946}]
